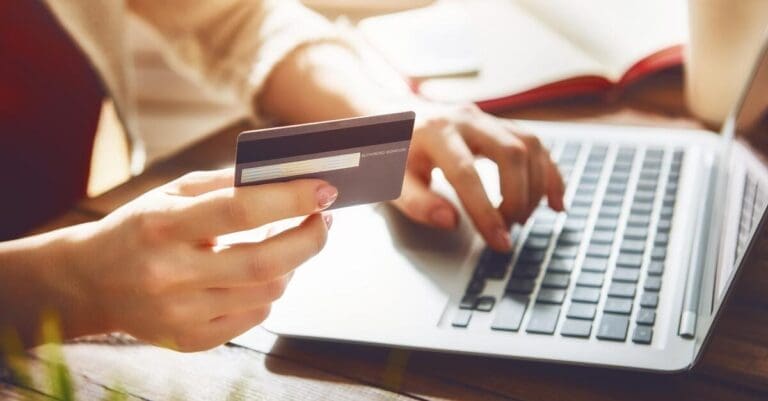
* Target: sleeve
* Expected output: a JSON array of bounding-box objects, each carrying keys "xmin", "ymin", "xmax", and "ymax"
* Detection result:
[{"xmin": 127, "ymin": 0, "xmax": 350, "ymax": 121}]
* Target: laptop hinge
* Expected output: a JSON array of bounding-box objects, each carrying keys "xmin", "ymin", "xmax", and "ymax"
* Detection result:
[{"xmin": 677, "ymin": 155, "xmax": 718, "ymax": 339}]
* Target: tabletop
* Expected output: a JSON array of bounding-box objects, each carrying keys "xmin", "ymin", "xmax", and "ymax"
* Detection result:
[{"xmin": 3, "ymin": 69, "xmax": 768, "ymax": 401}]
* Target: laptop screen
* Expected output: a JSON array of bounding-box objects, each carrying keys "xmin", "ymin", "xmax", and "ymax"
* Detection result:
[
  {"xmin": 713, "ymin": 46, "xmax": 768, "ymax": 305},
  {"xmin": 696, "ymin": 33, "xmax": 768, "ymax": 356}
]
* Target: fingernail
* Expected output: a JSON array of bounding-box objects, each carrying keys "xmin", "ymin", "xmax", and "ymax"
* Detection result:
[
  {"xmin": 317, "ymin": 184, "xmax": 338, "ymax": 209},
  {"xmin": 429, "ymin": 207, "xmax": 456, "ymax": 229},
  {"xmin": 323, "ymin": 213, "xmax": 333, "ymax": 229},
  {"xmin": 494, "ymin": 227, "xmax": 511, "ymax": 250}
]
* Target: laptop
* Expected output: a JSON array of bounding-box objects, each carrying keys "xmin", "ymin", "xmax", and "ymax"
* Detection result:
[{"xmin": 233, "ymin": 39, "xmax": 768, "ymax": 372}]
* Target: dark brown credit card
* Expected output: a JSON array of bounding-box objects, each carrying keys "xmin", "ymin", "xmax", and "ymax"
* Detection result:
[{"xmin": 234, "ymin": 111, "xmax": 415, "ymax": 209}]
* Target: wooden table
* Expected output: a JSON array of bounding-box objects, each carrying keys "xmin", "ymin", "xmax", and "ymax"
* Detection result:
[{"xmin": 4, "ymin": 69, "xmax": 768, "ymax": 400}]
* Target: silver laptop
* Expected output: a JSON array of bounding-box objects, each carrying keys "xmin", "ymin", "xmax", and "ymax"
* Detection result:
[{"xmin": 234, "ymin": 39, "xmax": 768, "ymax": 372}]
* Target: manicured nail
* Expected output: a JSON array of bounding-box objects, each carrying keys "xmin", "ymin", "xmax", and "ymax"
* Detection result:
[
  {"xmin": 323, "ymin": 213, "xmax": 333, "ymax": 229},
  {"xmin": 429, "ymin": 207, "xmax": 456, "ymax": 229},
  {"xmin": 494, "ymin": 227, "xmax": 511, "ymax": 250},
  {"xmin": 317, "ymin": 184, "xmax": 338, "ymax": 209}
]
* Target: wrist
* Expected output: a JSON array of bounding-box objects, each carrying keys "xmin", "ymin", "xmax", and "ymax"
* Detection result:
[{"xmin": 0, "ymin": 222, "xmax": 110, "ymax": 346}]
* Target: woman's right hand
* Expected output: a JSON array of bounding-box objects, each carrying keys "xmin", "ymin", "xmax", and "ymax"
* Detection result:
[{"xmin": 42, "ymin": 168, "xmax": 336, "ymax": 351}]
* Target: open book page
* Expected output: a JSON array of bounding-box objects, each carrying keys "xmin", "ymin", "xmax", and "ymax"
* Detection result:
[
  {"xmin": 359, "ymin": 0, "xmax": 608, "ymax": 104},
  {"xmin": 517, "ymin": 0, "xmax": 688, "ymax": 82}
]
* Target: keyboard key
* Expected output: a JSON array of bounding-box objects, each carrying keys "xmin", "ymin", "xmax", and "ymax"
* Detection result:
[
  {"xmin": 613, "ymin": 161, "xmax": 632, "ymax": 172},
  {"xmin": 476, "ymin": 249, "xmax": 513, "ymax": 279},
  {"xmin": 640, "ymin": 291, "xmax": 659, "ymax": 308},
  {"xmin": 474, "ymin": 296, "xmax": 495, "ymax": 311},
  {"xmin": 519, "ymin": 249, "xmax": 546, "ymax": 263},
  {"xmin": 627, "ymin": 214, "xmax": 651, "ymax": 227},
  {"xmin": 547, "ymin": 258, "xmax": 574, "ymax": 273},
  {"xmin": 620, "ymin": 239, "xmax": 646, "ymax": 254},
  {"xmin": 580, "ymin": 172, "xmax": 601, "ymax": 183},
  {"xmin": 654, "ymin": 233, "xmax": 669, "ymax": 245},
  {"xmin": 537, "ymin": 288, "xmax": 567, "ymax": 304},
  {"xmin": 558, "ymin": 231, "xmax": 583, "ymax": 245},
  {"xmin": 506, "ymin": 278, "xmax": 536, "ymax": 294},
  {"xmin": 561, "ymin": 319, "xmax": 592, "ymax": 338},
  {"xmin": 594, "ymin": 219, "xmax": 618, "ymax": 231},
  {"xmin": 597, "ymin": 314, "xmax": 629, "ymax": 341},
  {"xmin": 602, "ymin": 193, "xmax": 624, "ymax": 206},
  {"xmin": 577, "ymin": 272, "xmax": 604, "ymax": 287},
  {"xmin": 591, "ymin": 230, "xmax": 615, "ymax": 244},
  {"xmin": 452, "ymin": 309, "xmax": 472, "ymax": 328},
  {"xmin": 636, "ymin": 308, "xmax": 656, "ymax": 325},
  {"xmin": 553, "ymin": 246, "xmax": 580, "ymax": 259},
  {"xmin": 571, "ymin": 196, "xmax": 593, "ymax": 207},
  {"xmin": 616, "ymin": 253, "xmax": 643, "ymax": 268},
  {"xmin": 632, "ymin": 325, "xmax": 653, "ymax": 344},
  {"xmin": 660, "ymin": 205, "xmax": 674, "ymax": 218},
  {"xmin": 582, "ymin": 257, "xmax": 609, "ymax": 272},
  {"xmin": 657, "ymin": 219, "xmax": 672, "ymax": 232},
  {"xmin": 640, "ymin": 170, "xmax": 660, "ymax": 180},
  {"xmin": 599, "ymin": 206, "xmax": 622, "ymax": 219},
  {"xmin": 529, "ymin": 224, "xmax": 554, "ymax": 238},
  {"xmin": 568, "ymin": 206, "xmax": 591, "ymax": 218},
  {"xmin": 542, "ymin": 273, "xmax": 571, "ymax": 288},
  {"xmin": 634, "ymin": 191, "xmax": 655, "ymax": 203},
  {"xmin": 608, "ymin": 282, "xmax": 636, "ymax": 298},
  {"xmin": 636, "ymin": 180, "xmax": 657, "ymax": 191},
  {"xmin": 651, "ymin": 247, "xmax": 667, "ymax": 260},
  {"xmin": 512, "ymin": 263, "xmax": 541, "ymax": 279},
  {"xmin": 603, "ymin": 297, "xmax": 633, "ymax": 314},
  {"xmin": 491, "ymin": 295, "xmax": 529, "ymax": 331},
  {"xmin": 567, "ymin": 302, "xmax": 597, "ymax": 320},
  {"xmin": 526, "ymin": 304, "xmax": 561, "ymax": 334},
  {"xmin": 606, "ymin": 183, "xmax": 627, "ymax": 194},
  {"xmin": 624, "ymin": 227, "xmax": 648, "ymax": 240},
  {"xmin": 572, "ymin": 286, "xmax": 601, "ymax": 303},
  {"xmin": 459, "ymin": 294, "xmax": 478, "ymax": 309},
  {"xmin": 466, "ymin": 278, "xmax": 484, "ymax": 294},
  {"xmin": 524, "ymin": 236, "xmax": 551, "ymax": 250},
  {"xmin": 644, "ymin": 276, "xmax": 662, "ymax": 291},
  {"xmin": 613, "ymin": 267, "xmax": 640, "ymax": 283},
  {"xmin": 563, "ymin": 219, "xmax": 587, "ymax": 232},
  {"xmin": 647, "ymin": 261, "xmax": 664, "ymax": 276},
  {"xmin": 587, "ymin": 244, "xmax": 612, "ymax": 258},
  {"xmin": 631, "ymin": 203, "xmax": 654, "ymax": 215}
]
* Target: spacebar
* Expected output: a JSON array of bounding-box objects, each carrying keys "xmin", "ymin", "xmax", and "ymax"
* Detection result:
[{"xmin": 490, "ymin": 295, "xmax": 529, "ymax": 332}]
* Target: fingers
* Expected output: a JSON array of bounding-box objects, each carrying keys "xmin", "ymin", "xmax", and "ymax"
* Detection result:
[
  {"xmin": 502, "ymin": 121, "xmax": 565, "ymax": 212},
  {"xmin": 392, "ymin": 172, "xmax": 458, "ymax": 229},
  {"xmin": 189, "ymin": 213, "xmax": 331, "ymax": 288},
  {"xmin": 169, "ymin": 179, "xmax": 337, "ymax": 240},
  {"xmin": 196, "ymin": 273, "xmax": 293, "ymax": 318},
  {"xmin": 516, "ymin": 134, "xmax": 546, "ymax": 217},
  {"xmin": 460, "ymin": 119, "xmax": 532, "ymax": 224},
  {"xmin": 425, "ymin": 127, "xmax": 511, "ymax": 251},
  {"xmin": 174, "ymin": 306, "xmax": 271, "ymax": 352},
  {"xmin": 164, "ymin": 169, "xmax": 234, "ymax": 197},
  {"xmin": 545, "ymin": 156, "xmax": 566, "ymax": 211}
]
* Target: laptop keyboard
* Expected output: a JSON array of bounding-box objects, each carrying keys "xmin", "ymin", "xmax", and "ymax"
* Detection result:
[{"xmin": 452, "ymin": 141, "xmax": 683, "ymax": 346}]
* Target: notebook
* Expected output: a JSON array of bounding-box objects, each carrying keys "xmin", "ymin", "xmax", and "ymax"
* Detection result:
[{"xmin": 358, "ymin": 0, "xmax": 688, "ymax": 111}]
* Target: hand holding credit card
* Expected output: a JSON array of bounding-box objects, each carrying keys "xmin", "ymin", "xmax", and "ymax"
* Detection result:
[{"xmin": 235, "ymin": 112, "xmax": 415, "ymax": 209}]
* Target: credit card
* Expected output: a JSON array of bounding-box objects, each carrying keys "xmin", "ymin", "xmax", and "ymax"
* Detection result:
[{"xmin": 234, "ymin": 111, "xmax": 415, "ymax": 209}]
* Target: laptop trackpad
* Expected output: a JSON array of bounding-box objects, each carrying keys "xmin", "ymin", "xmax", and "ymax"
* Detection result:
[{"xmin": 262, "ymin": 200, "xmax": 476, "ymax": 339}]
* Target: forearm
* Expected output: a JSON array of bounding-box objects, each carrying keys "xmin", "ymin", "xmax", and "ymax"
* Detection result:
[
  {"xmin": 260, "ymin": 43, "xmax": 422, "ymax": 124},
  {"xmin": 0, "ymin": 225, "xmax": 104, "ymax": 348}
]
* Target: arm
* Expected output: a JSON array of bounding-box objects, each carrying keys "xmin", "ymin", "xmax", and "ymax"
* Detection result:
[{"xmin": 0, "ymin": 171, "xmax": 336, "ymax": 350}]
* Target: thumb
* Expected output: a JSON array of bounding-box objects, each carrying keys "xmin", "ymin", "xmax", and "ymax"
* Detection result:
[{"xmin": 391, "ymin": 172, "xmax": 458, "ymax": 229}]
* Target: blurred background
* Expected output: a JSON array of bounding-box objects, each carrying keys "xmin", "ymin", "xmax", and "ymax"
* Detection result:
[{"xmin": 130, "ymin": 0, "xmax": 432, "ymax": 164}]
